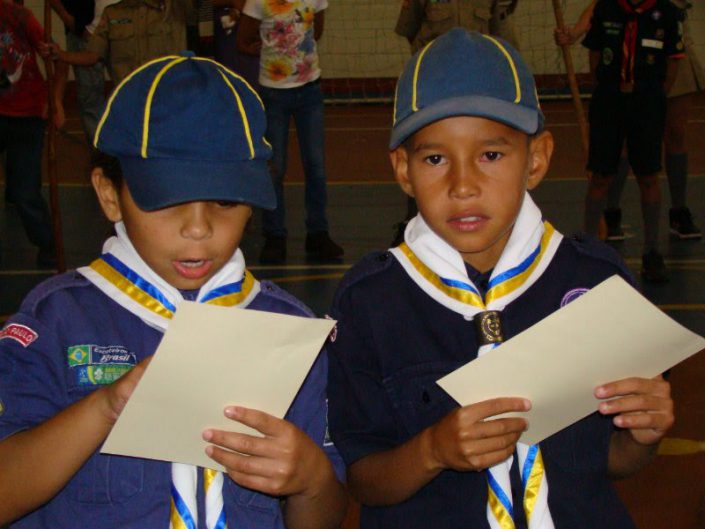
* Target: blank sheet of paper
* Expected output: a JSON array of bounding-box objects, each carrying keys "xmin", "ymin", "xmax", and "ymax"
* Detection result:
[
  {"xmin": 101, "ymin": 301, "xmax": 335, "ymax": 470},
  {"xmin": 437, "ymin": 275, "xmax": 705, "ymax": 445}
]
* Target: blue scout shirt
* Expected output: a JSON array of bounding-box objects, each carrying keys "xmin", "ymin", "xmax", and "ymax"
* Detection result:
[
  {"xmin": 0, "ymin": 272, "xmax": 343, "ymax": 529},
  {"xmin": 327, "ymin": 235, "xmax": 638, "ymax": 529}
]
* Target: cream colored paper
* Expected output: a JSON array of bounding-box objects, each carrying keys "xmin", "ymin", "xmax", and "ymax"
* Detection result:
[
  {"xmin": 437, "ymin": 275, "xmax": 705, "ymax": 445},
  {"xmin": 101, "ymin": 301, "xmax": 335, "ymax": 470}
]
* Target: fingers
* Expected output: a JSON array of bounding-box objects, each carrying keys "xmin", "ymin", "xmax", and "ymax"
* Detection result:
[
  {"xmin": 464, "ymin": 397, "xmax": 531, "ymax": 423},
  {"xmin": 223, "ymin": 406, "xmax": 282, "ymax": 436},
  {"xmin": 595, "ymin": 376, "xmax": 674, "ymax": 445}
]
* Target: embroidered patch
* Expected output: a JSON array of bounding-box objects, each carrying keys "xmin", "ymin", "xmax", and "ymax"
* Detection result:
[
  {"xmin": 0, "ymin": 398, "xmax": 5, "ymax": 416},
  {"xmin": 602, "ymin": 47, "xmax": 614, "ymax": 66},
  {"xmin": 642, "ymin": 38, "xmax": 664, "ymax": 50},
  {"xmin": 0, "ymin": 324, "xmax": 39, "ymax": 347},
  {"xmin": 67, "ymin": 345, "xmax": 137, "ymax": 386},
  {"xmin": 652, "ymin": 10, "xmax": 661, "ymax": 20},
  {"xmin": 560, "ymin": 288, "xmax": 589, "ymax": 307}
]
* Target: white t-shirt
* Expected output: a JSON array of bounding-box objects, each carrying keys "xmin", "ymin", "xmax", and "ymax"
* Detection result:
[{"xmin": 243, "ymin": 0, "xmax": 327, "ymax": 89}]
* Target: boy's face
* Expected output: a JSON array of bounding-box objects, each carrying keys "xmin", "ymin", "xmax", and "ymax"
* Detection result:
[
  {"xmin": 390, "ymin": 115, "xmax": 553, "ymax": 273},
  {"xmin": 92, "ymin": 169, "xmax": 252, "ymax": 290}
]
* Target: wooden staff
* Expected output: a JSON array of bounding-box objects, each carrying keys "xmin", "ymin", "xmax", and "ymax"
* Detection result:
[
  {"xmin": 42, "ymin": 0, "xmax": 66, "ymax": 272},
  {"xmin": 550, "ymin": 0, "xmax": 589, "ymax": 157}
]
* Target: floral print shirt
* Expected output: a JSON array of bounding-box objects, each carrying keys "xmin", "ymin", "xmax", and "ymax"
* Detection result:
[{"xmin": 243, "ymin": 0, "xmax": 327, "ymax": 88}]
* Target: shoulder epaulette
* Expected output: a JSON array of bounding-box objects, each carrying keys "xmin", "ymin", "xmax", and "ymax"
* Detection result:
[
  {"xmin": 335, "ymin": 250, "xmax": 396, "ymax": 295},
  {"xmin": 565, "ymin": 232, "xmax": 634, "ymax": 280},
  {"xmin": 258, "ymin": 280, "xmax": 315, "ymax": 318},
  {"xmin": 18, "ymin": 271, "xmax": 91, "ymax": 316}
]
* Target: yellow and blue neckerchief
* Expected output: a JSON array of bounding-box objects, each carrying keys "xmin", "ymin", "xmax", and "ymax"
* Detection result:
[
  {"xmin": 89, "ymin": 252, "xmax": 256, "ymax": 321},
  {"xmin": 397, "ymin": 221, "xmax": 556, "ymax": 311}
]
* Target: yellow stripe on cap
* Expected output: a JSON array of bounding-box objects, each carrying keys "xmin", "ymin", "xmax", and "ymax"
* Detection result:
[
  {"xmin": 193, "ymin": 56, "xmax": 266, "ymax": 110},
  {"xmin": 93, "ymin": 55, "xmax": 178, "ymax": 148},
  {"xmin": 480, "ymin": 34, "xmax": 521, "ymax": 104},
  {"xmin": 142, "ymin": 56, "xmax": 189, "ymax": 158},
  {"xmin": 411, "ymin": 40, "xmax": 435, "ymax": 113},
  {"xmin": 216, "ymin": 69, "xmax": 255, "ymax": 159}
]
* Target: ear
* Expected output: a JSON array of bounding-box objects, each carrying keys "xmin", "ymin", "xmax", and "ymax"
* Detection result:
[
  {"xmin": 389, "ymin": 147, "xmax": 415, "ymax": 198},
  {"xmin": 526, "ymin": 130, "xmax": 554, "ymax": 190},
  {"xmin": 91, "ymin": 167, "xmax": 123, "ymax": 223}
]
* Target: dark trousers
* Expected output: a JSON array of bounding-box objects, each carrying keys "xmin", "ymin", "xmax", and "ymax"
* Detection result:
[{"xmin": 1, "ymin": 115, "xmax": 54, "ymax": 250}]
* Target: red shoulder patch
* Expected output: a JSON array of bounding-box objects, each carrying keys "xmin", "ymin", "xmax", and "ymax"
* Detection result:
[{"xmin": 0, "ymin": 324, "xmax": 39, "ymax": 347}]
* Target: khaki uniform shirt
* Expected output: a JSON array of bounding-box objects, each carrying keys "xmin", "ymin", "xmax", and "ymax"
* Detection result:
[
  {"xmin": 395, "ymin": 0, "xmax": 518, "ymax": 53},
  {"xmin": 87, "ymin": 0, "xmax": 190, "ymax": 82}
]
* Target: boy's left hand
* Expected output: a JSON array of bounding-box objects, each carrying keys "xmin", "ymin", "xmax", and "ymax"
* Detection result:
[
  {"xmin": 203, "ymin": 406, "xmax": 330, "ymax": 498},
  {"xmin": 595, "ymin": 375, "xmax": 674, "ymax": 446}
]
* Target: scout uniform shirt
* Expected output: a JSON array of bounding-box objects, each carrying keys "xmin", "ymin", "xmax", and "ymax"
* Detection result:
[
  {"xmin": 86, "ymin": 0, "xmax": 192, "ymax": 83},
  {"xmin": 395, "ymin": 0, "xmax": 495, "ymax": 53},
  {"xmin": 582, "ymin": 0, "xmax": 683, "ymax": 91}
]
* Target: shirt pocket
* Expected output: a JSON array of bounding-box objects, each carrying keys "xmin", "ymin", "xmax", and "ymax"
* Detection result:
[
  {"xmin": 108, "ymin": 20, "xmax": 136, "ymax": 63},
  {"xmin": 383, "ymin": 361, "xmax": 463, "ymax": 437},
  {"xmin": 67, "ymin": 452, "xmax": 145, "ymax": 504}
]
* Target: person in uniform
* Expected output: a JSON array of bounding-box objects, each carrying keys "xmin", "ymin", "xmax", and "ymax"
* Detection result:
[
  {"xmin": 0, "ymin": 54, "xmax": 346, "ymax": 529},
  {"xmin": 327, "ymin": 28, "xmax": 674, "ymax": 529}
]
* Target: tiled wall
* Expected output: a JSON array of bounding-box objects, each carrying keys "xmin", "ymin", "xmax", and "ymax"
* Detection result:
[{"xmin": 25, "ymin": 0, "xmax": 705, "ymax": 79}]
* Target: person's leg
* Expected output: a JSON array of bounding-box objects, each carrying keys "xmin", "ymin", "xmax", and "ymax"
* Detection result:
[
  {"xmin": 5, "ymin": 116, "xmax": 56, "ymax": 266},
  {"xmin": 66, "ymin": 32, "xmax": 105, "ymax": 141},
  {"xmin": 585, "ymin": 88, "xmax": 623, "ymax": 237},
  {"xmin": 664, "ymin": 92, "xmax": 700, "ymax": 238},
  {"xmin": 604, "ymin": 155, "xmax": 630, "ymax": 241},
  {"xmin": 259, "ymin": 86, "xmax": 291, "ymax": 263},
  {"xmin": 292, "ymin": 80, "xmax": 343, "ymax": 260},
  {"xmin": 628, "ymin": 89, "xmax": 667, "ymax": 282}
]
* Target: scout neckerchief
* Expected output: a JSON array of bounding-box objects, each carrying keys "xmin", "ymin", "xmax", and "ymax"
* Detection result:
[
  {"xmin": 618, "ymin": 0, "xmax": 658, "ymax": 85},
  {"xmin": 79, "ymin": 221, "xmax": 259, "ymax": 529},
  {"xmin": 390, "ymin": 193, "xmax": 562, "ymax": 529}
]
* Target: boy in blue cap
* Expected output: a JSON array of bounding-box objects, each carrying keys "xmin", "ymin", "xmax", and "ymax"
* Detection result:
[
  {"xmin": 0, "ymin": 54, "xmax": 346, "ymax": 529},
  {"xmin": 327, "ymin": 28, "xmax": 673, "ymax": 529}
]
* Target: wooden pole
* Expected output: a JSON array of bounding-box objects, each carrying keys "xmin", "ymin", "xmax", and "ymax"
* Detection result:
[
  {"xmin": 550, "ymin": 0, "xmax": 589, "ymax": 157},
  {"xmin": 42, "ymin": 0, "xmax": 66, "ymax": 272}
]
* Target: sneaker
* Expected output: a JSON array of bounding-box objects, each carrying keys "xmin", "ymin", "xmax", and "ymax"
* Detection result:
[
  {"xmin": 259, "ymin": 236, "xmax": 287, "ymax": 264},
  {"xmin": 641, "ymin": 250, "xmax": 669, "ymax": 283},
  {"xmin": 603, "ymin": 208, "xmax": 625, "ymax": 241},
  {"xmin": 305, "ymin": 231, "xmax": 344, "ymax": 262},
  {"xmin": 669, "ymin": 207, "xmax": 702, "ymax": 240}
]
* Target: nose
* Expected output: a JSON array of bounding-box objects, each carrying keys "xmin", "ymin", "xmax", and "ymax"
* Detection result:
[
  {"xmin": 449, "ymin": 159, "xmax": 481, "ymax": 199},
  {"xmin": 180, "ymin": 202, "xmax": 213, "ymax": 240}
]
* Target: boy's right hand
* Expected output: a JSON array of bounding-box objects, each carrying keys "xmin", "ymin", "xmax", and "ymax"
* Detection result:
[
  {"xmin": 99, "ymin": 357, "xmax": 152, "ymax": 425},
  {"xmin": 426, "ymin": 397, "xmax": 530, "ymax": 472}
]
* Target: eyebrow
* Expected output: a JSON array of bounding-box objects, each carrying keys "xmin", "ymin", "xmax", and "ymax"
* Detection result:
[{"xmin": 413, "ymin": 136, "xmax": 512, "ymax": 152}]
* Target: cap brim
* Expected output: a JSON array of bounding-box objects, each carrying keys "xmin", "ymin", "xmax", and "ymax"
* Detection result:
[
  {"xmin": 119, "ymin": 157, "xmax": 276, "ymax": 211},
  {"xmin": 389, "ymin": 95, "xmax": 542, "ymax": 150}
]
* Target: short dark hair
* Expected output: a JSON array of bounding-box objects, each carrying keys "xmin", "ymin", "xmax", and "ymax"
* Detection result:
[{"xmin": 91, "ymin": 149, "xmax": 124, "ymax": 189}]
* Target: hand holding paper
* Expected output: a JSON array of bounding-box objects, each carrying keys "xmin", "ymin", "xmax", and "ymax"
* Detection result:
[
  {"xmin": 596, "ymin": 375, "xmax": 674, "ymax": 446},
  {"xmin": 425, "ymin": 397, "xmax": 530, "ymax": 472},
  {"xmin": 203, "ymin": 406, "xmax": 336, "ymax": 498}
]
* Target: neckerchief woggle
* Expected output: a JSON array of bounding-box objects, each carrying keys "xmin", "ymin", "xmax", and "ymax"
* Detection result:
[
  {"xmin": 390, "ymin": 193, "xmax": 561, "ymax": 529},
  {"xmin": 78, "ymin": 221, "xmax": 257, "ymax": 529}
]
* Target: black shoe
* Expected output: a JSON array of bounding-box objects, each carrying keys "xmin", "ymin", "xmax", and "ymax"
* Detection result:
[
  {"xmin": 669, "ymin": 207, "xmax": 702, "ymax": 240},
  {"xmin": 603, "ymin": 208, "xmax": 625, "ymax": 241},
  {"xmin": 259, "ymin": 236, "xmax": 287, "ymax": 264},
  {"xmin": 36, "ymin": 247, "xmax": 58, "ymax": 270},
  {"xmin": 641, "ymin": 250, "xmax": 669, "ymax": 283},
  {"xmin": 305, "ymin": 231, "xmax": 344, "ymax": 262}
]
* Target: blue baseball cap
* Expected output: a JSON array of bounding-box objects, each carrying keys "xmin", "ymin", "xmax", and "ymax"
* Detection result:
[
  {"xmin": 94, "ymin": 52, "xmax": 275, "ymax": 211},
  {"xmin": 390, "ymin": 28, "xmax": 544, "ymax": 149}
]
